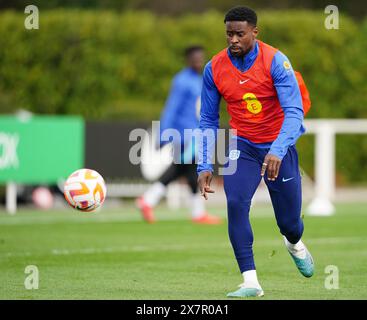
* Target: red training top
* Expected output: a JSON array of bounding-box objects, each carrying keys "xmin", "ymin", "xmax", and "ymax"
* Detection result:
[{"xmin": 211, "ymin": 40, "xmax": 284, "ymax": 143}]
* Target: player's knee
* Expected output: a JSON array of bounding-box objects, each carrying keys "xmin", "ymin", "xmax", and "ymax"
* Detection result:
[
  {"xmin": 229, "ymin": 222, "xmax": 254, "ymax": 243},
  {"xmin": 278, "ymin": 220, "xmax": 303, "ymax": 242},
  {"xmin": 227, "ymin": 197, "xmax": 251, "ymax": 215}
]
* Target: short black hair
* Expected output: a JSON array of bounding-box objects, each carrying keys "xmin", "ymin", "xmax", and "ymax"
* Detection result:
[
  {"xmin": 224, "ymin": 6, "xmax": 257, "ymax": 26},
  {"xmin": 184, "ymin": 45, "xmax": 204, "ymax": 58}
]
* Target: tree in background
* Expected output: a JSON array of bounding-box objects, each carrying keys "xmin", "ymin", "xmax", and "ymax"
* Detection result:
[
  {"xmin": 0, "ymin": 0, "xmax": 366, "ymax": 18},
  {"xmin": 0, "ymin": 8, "xmax": 366, "ymax": 184}
]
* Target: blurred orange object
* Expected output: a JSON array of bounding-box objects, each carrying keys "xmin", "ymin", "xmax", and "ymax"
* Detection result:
[{"xmin": 294, "ymin": 71, "xmax": 311, "ymax": 116}]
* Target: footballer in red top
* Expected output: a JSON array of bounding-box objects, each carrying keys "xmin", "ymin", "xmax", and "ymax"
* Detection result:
[{"xmin": 197, "ymin": 6, "xmax": 314, "ymax": 298}]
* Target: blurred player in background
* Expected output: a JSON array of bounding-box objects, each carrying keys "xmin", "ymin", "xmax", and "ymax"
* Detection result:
[
  {"xmin": 136, "ymin": 46, "xmax": 222, "ymax": 225},
  {"xmin": 197, "ymin": 6, "xmax": 314, "ymax": 297}
]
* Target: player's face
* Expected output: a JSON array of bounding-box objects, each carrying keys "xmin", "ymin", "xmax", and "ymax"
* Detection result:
[
  {"xmin": 225, "ymin": 21, "xmax": 258, "ymax": 57},
  {"xmin": 187, "ymin": 50, "xmax": 205, "ymax": 74}
]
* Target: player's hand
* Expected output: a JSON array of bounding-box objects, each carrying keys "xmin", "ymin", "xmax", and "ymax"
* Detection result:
[
  {"xmin": 198, "ymin": 171, "xmax": 215, "ymax": 200},
  {"xmin": 261, "ymin": 154, "xmax": 282, "ymax": 181}
]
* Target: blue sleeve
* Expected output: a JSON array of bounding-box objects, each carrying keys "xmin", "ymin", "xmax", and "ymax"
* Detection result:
[
  {"xmin": 197, "ymin": 61, "xmax": 221, "ymax": 174},
  {"xmin": 159, "ymin": 75, "xmax": 187, "ymax": 146},
  {"xmin": 269, "ymin": 51, "xmax": 304, "ymax": 160}
]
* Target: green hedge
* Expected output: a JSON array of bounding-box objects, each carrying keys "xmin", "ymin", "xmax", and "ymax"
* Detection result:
[{"xmin": 0, "ymin": 9, "xmax": 366, "ymax": 183}]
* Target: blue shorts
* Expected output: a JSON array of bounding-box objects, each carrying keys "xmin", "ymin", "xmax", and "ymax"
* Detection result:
[{"xmin": 223, "ymin": 138, "xmax": 304, "ymax": 272}]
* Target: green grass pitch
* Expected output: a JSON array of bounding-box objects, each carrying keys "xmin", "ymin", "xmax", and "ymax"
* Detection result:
[{"xmin": 0, "ymin": 203, "xmax": 366, "ymax": 300}]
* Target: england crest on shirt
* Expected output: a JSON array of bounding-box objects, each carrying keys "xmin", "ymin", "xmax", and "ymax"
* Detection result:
[{"xmin": 229, "ymin": 149, "xmax": 240, "ymax": 160}]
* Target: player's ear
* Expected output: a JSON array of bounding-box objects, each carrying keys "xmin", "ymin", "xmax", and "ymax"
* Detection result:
[{"xmin": 252, "ymin": 26, "xmax": 259, "ymax": 38}]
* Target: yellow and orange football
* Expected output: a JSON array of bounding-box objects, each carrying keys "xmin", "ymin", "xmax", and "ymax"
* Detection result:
[{"xmin": 64, "ymin": 169, "xmax": 107, "ymax": 212}]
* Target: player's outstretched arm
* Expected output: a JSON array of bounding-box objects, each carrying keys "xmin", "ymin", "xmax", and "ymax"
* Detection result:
[
  {"xmin": 198, "ymin": 171, "xmax": 215, "ymax": 200},
  {"xmin": 197, "ymin": 61, "xmax": 221, "ymax": 199}
]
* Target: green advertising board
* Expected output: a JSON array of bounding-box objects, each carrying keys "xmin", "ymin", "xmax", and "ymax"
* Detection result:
[{"xmin": 0, "ymin": 115, "xmax": 84, "ymax": 184}]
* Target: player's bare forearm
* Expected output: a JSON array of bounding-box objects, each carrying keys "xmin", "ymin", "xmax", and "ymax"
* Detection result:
[
  {"xmin": 261, "ymin": 153, "xmax": 282, "ymax": 181},
  {"xmin": 198, "ymin": 171, "xmax": 215, "ymax": 200}
]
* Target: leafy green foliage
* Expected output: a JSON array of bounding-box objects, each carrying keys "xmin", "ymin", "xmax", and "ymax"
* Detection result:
[
  {"xmin": 0, "ymin": 10, "xmax": 366, "ymax": 183},
  {"xmin": 1, "ymin": 10, "xmax": 366, "ymax": 120}
]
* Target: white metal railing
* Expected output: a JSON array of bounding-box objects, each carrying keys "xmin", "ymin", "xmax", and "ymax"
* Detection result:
[
  {"xmin": 3, "ymin": 119, "xmax": 367, "ymax": 215},
  {"xmin": 304, "ymin": 119, "xmax": 367, "ymax": 216}
]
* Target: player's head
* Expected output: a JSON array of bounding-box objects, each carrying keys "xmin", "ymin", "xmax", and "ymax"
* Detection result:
[
  {"xmin": 184, "ymin": 46, "xmax": 205, "ymax": 74},
  {"xmin": 224, "ymin": 6, "xmax": 258, "ymax": 57}
]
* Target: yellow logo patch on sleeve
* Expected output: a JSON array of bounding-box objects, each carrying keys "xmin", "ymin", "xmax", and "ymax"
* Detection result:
[{"xmin": 283, "ymin": 61, "xmax": 291, "ymax": 70}]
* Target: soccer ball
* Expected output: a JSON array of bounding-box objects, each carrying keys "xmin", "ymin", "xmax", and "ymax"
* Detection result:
[{"xmin": 64, "ymin": 168, "xmax": 107, "ymax": 212}]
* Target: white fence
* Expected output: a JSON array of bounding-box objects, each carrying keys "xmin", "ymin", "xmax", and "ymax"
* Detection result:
[
  {"xmin": 157, "ymin": 119, "xmax": 367, "ymax": 216},
  {"xmin": 304, "ymin": 119, "xmax": 367, "ymax": 215},
  {"xmin": 3, "ymin": 119, "xmax": 367, "ymax": 215}
]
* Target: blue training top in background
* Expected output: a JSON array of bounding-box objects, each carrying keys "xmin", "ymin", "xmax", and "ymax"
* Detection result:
[{"xmin": 159, "ymin": 67, "xmax": 202, "ymax": 163}]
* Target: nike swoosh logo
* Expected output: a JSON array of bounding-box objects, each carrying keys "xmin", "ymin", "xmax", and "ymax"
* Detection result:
[
  {"xmin": 239, "ymin": 79, "xmax": 250, "ymax": 84},
  {"xmin": 282, "ymin": 177, "xmax": 294, "ymax": 182}
]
